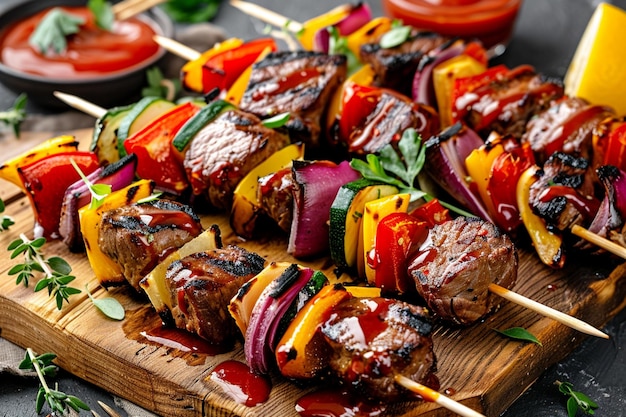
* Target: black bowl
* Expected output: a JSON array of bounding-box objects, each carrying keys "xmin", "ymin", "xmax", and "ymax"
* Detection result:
[{"xmin": 0, "ymin": 0, "xmax": 174, "ymax": 109}]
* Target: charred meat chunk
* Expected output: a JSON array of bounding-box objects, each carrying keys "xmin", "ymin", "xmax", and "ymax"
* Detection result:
[
  {"xmin": 321, "ymin": 297, "xmax": 437, "ymax": 402},
  {"xmin": 184, "ymin": 108, "xmax": 290, "ymax": 209},
  {"xmin": 529, "ymin": 152, "xmax": 600, "ymax": 232},
  {"xmin": 455, "ymin": 65, "xmax": 564, "ymax": 139},
  {"xmin": 360, "ymin": 31, "xmax": 451, "ymax": 96},
  {"xmin": 239, "ymin": 51, "xmax": 347, "ymax": 148},
  {"xmin": 522, "ymin": 96, "xmax": 614, "ymax": 164},
  {"xmin": 257, "ymin": 167, "xmax": 294, "ymax": 233},
  {"xmin": 98, "ymin": 200, "xmax": 203, "ymax": 291},
  {"xmin": 408, "ymin": 217, "xmax": 517, "ymax": 325},
  {"xmin": 165, "ymin": 246, "xmax": 266, "ymax": 344}
]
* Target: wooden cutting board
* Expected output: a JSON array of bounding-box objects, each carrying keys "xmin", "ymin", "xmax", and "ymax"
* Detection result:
[{"xmin": 1, "ymin": 128, "xmax": 626, "ymax": 417}]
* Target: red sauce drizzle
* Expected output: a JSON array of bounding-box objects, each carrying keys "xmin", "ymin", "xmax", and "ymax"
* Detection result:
[
  {"xmin": 140, "ymin": 326, "xmax": 230, "ymax": 356},
  {"xmin": 295, "ymin": 389, "xmax": 385, "ymax": 417},
  {"xmin": 537, "ymin": 185, "xmax": 600, "ymax": 220},
  {"xmin": 209, "ymin": 360, "xmax": 272, "ymax": 407},
  {"xmin": 252, "ymin": 68, "xmax": 322, "ymax": 101}
]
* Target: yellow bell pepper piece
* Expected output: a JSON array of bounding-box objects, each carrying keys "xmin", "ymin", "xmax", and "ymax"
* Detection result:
[
  {"xmin": 79, "ymin": 180, "xmax": 155, "ymax": 287},
  {"xmin": 181, "ymin": 38, "xmax": 244, "ymax": 93},
  {"xmin": 230, "ymin": 143, "xmax": 305, "ymax": 238},
  {"xmin": 141, "ymin": 225, "xmax": 222, "ymax": 316},
  {"xmin": 433, "ymin": 54, "xmax": 486, "ymax": 127},
  {"xmin": 465, "ymin": 133, "xmax": 506, "ymax": 220},
  {"xmin": 275, "ymin": 283, "xmax": 351, "ymax": 379},
  {"xmin": 516, "ymin": 166, "xmax": 565, "ymax": 268},
  {"xmin": 298, "ymin": 4, "xmax": 353, "ymax": 50},
  {"xmin": 361, "ymin": 193, "xmax": 411, "ymax": 284},
  {"xmin": 0, "ymin": 135, "xmax": 78, "ymax": 190},
  {"xmin": 565, "ymin": 3, "xmax": 626, "ymax": 116},
  {"xmin": 346, "ymin": 17, "xmax": 393, "ymax": 58}
]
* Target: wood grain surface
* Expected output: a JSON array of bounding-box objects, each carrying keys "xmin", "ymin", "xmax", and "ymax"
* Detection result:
[{"xmin": 1, "ymin": 129, "xmax": 625, "ymax": 417}]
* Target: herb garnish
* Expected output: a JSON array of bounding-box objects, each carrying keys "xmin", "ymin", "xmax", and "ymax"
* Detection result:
[
  {"xmin": 70, "ymin": 158, "xmax": 111, "ymax": 210},
  {"xmin": 142, "ymin": 67, "xmax": 181, "ymax": 101},
  {"xmin": 0, "ymin": 198, "xmax": 15, "ymax": 232},
  {"xmin": 327, "ymin": 26, "xmax": 360, "ymax": 75},
  {"xmin": 88, "ymin": 0, "xmax": 114, "ymax": 31},
  {"xmin": 162, "ymin": 0, "xmax": 222, "ymax": 23},
  {"xmin": 0, "ymin": 93, "xmax": 27, "ymax": 138},
  {"xmin": 494, "ymin": 327, "xmax": 542, "ymax": 345},
  {"xmin": 29, "ymin": 8, "xmax": 86, "ymax": 55},
  {"xmin": 86, "ymin": 284, "xmax": 125, "ymax": 321},
  {"xmin": 379, "ymin": 20, "xmax": 411, "ymax": 49},
  {"xmin": 350, "ymin": 127, "xmax": 473, "ymax": 217},
  {"xmin": 556, "ymin": 380, "xmax": 599, "ymax": 416},
  {"xmin": 19, "ymin": 348, "xmax": 90, "ymax": 415},
  {"xmin": 7, "ymin": 234, "xmax": 81, "ymax": 310}
]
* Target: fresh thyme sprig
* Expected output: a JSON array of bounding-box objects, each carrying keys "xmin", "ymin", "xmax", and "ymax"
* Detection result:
[
  {"xmin": 19, "ymin": 348, "xmax": 90, "ymax": 416},
  {"xmin": 350, "ymin": 128, "xmax": 474, "ymax": 217},
  {"xmin": 7, "ymin": 234, "xmax": 81, "ymax": 310},
  {"xmin": 0, "ymin": 198, "xmax": 15, "ymax": 231},
  {"xmin": 556, "ymin": 380, "xmax": 599, "ymax": 416},
  {"xmin": 0, "ymin": 93, "xmax": 27, "ymax": 138}
]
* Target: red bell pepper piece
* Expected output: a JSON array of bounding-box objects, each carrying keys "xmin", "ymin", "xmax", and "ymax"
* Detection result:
[
  {"xmin": 487, "ymin": 141, "xmax": 536, "ymax": 232},
  {"xmin": 201, "ymin": 38, "xmax": 277, "ymax": 93},
  {"xmin": 603, "ymin": 121, "xmax": 626, "ymax": 170},
  {"xmin": 409, "ymin": 199, "xmax": 452, "ymax": 228},
  {"xmin": 373, "ymin": 212, "xmax": 428, "ymax": 294},
  {"xmin": 18, "ymin": 151, "xmax": 100, "ymax": 239},
  {"xmin": 338, "ymin": 82, "xmax": 381, "ymax": 142},
  {"xmin": 123, "ymin": 101, "xmax": 201, "ymax": 195}
]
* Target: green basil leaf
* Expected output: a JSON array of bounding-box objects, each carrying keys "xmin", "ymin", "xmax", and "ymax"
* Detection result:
[
  {"xmin": 86, "ymin": 285, "xmax": 125, "ymax": 320},
  {"xmin": 88, "ymin": 0, "xmax": 114, "ymax": 31},
  {"xmin": 379, "ymin": 25, "xmax": 411, "ymax": 49},
  {"xmin": 494, "ymin": 327, "xmax": 542, "ymax": 345}
]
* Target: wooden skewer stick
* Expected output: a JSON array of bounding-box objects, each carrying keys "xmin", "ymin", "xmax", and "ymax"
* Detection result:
[
  {"xmin": 395, "ymin": 375, "xmax": 486, "ymax": 417},
  {"xmin": 488, "ymin": 283, "xmax": 609, "ymax": 339},
  {"xmin": 229, "ymin": 0, "xmax": 303, "ymax": 32},
  {"xmin": 571, "ymin": 224, "xmax": 626, "ymax": 260},
  {"xmin": 153, "ymin": 35, "xmax": 201, "ymax": 61},
  {"xmin": 112, "ymin": 0, "xmax": 167, "ymax": 21},
  {"xmin": 53, "ymin": 92, "xmax": 106, "ymax": 119}
]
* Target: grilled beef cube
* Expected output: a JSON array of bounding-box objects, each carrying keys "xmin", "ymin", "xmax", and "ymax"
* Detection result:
[
  {"xmin": 332, "ymin": 87, "xmax": 440, "ymax": 155},
  {"xmin": 360, "ymin": 31, "xmax": 451, "ymax": 96},
  {"xmin": 522, "ymin": 96, "xmax": 614, "ymax": 164},
  {"xmin": 320, "ymin": 297, "xmax": 437, "ymax": 402},
  {"xmin": 529, "ymin": 152, "xmax": 600, "ymax": 232},
  {"xmin": 408, "ymin": 217, "xmax": 517, "ymax": 325},
  {"xmin": 98, "ymin": 200, "xmax": 203, "ymax": 292},
  {"xmin": 239, "ymin": 51, "xmax": 347, "ymax": 148},
  {"xmin": 257, "ymin": 167, "xmax": 294, "ymax": 233},
  {"xmin": 184, "ymin": 108, "xmax": 290, "ymax": 209},
  {"xmin": 165, "ymin": 246, "xmax": 266, "ymax": 344},
  {"xmin": 457, "ymin": 65, "xmax": 563, "ymax": 139}
]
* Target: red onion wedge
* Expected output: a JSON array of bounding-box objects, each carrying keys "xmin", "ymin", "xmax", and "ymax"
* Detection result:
[
  {"xmin": 59, "ymin": 154, "xmax": 137, "ymax": 252},
  {"xmin": 588, "ymin": 165, "xmax": 626, "ymax": 237},
  {"xmin": 288, "ymin": 160, "xmax": 361, "ymax": 259},
  {"xmin": 312, "ymin": 2, "xmax": 372, "ymax": 53},
  {"xmin": 412, "ymin": 40, "xmax": 466, "ymax": 106},
  {"xmin": 424, "ymin": 123, "xmax": 494, "ymax": 222},
  {"xmin": 245, "ymin": 264, "xmax": 315, "ymax": 374}
]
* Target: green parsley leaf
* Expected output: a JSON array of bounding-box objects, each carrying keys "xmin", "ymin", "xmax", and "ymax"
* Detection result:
[
  {"xmin": 494, "ymin": 327, "xmax": 542, "ymax": 345},
  {"xmin": 262, "ymin": 112, "xmax": 291, "ymax": 128},
  {"xmin": 327, "ymin": 26, "xmax": 360, "ymax": 75},
  {"xmin": 88, "ymin": 0, "xmax": 114, "ymax": 31},
  {"xmin": 29, "ymin": 8, "xmax": 85, "ymax": 55},
  {"xmin": 162, "ymin": 0, "xmax": 221, "ymax": 23},
  {"xmin": 379, "ymin": 24, "xmax": 411, "ymax": 49}
]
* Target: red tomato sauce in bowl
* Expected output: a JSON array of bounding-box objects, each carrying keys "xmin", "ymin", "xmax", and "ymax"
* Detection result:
[
  {"xmin": 0, "ymin": 6, "xmax": 161, "ymax": 79},
  {"xmin": 381, "ymin": 0, "xmax": 522, "ymax": 50}
]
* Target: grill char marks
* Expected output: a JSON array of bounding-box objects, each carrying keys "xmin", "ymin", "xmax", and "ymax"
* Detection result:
[
  {"xmin": 98, "ymin": 200, "xmax": 203, "ymax": 292},
  {"xmin": 408, "ymin": 217, "xmax": 517, "ymax": 325},
  {"xmin": 321, "ymin": 297, "xmax": 437, "ymax": 401},
  {"xmin": 183, "ymin": 108, "xmax": 290, "ymax": 209},
  {"xmin": 165, "ymin": 246, "xmax": 266, "ymax": 344},
  {"xmin": 239, "ymin": 51, "xmax": 347, "ymax": 148}
]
